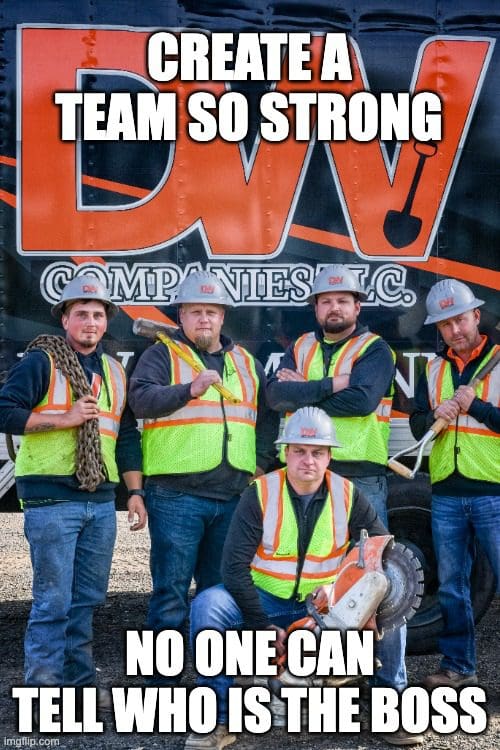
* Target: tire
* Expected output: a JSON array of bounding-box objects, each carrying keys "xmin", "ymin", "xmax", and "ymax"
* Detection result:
[{"xmin": 386, "ymin": 473, "xmax": 496, "ymax": 655}]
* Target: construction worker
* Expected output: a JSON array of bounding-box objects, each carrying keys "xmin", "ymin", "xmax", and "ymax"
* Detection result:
[
  {"xmin": 0, "ymin": 275, "xmax": 145, "ymax": 695},
  {"xmin": 128, "ymin": 270, "xmax": 276, "ymax": 677},
  {"xmin": 266, "ymin": 263, "xmax": 406, "ymax": 695},
  {"xmin": 410, "ymin": 278, "xmax": 499, "ymax": 688},
  {"xmin": 186, "ymin": 407, "xmax": 423, "ymax": 749}
]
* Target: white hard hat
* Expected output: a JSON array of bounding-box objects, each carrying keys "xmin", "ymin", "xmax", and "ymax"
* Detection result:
[
  {"xmin": 424, "ymin": 279, "xmax": 484, "ymax": 325},
  {"xmin": 275, "ymin": 406, "xmax": 341, "ymax": 447},
  {"xmin": 307, "ymin": 264, "xmax": 367, "ymax": 304},
  {"xmin": 172, "ymin": 271, "xmax": 234, "ymax": 307},
  {"xmin": 51, "ymin": 274, "xmax": 118, "ymax": 319}
]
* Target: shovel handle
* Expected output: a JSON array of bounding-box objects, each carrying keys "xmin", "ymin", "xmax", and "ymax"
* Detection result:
[
  {"xmin": 387, "ymin": 459, "xmax": 414, "ymax": 479},
  {"xmin": 429, "ymin": 416, "xmax": 449, "ymax": 436}
]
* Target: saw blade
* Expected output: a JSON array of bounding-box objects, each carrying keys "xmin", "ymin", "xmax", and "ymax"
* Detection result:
[{"xmin": 376, "ymin": 541, "xmax": 424, "ymax": 632}]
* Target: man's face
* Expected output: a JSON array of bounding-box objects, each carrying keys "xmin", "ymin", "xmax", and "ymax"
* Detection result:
[
  {"xmin": 285, "ymin": 444, "xmax": 331, "ymax": 490},
  {"xmin": 436, "ymin": 309, "xmax": 481, "ymax": 355},
  {"xmin": 179, "ymin": 303, "xmax": 225, "ymax": 352},
  {"xmin": 62, "ymin": 301, "xmax": 108, "ymax": 353},
  {"xmin": 315, "ymin": 292, "xmax": 360, "ymax": 337}
]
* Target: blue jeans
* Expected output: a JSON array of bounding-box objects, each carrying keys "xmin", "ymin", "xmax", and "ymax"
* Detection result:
[
  {"xmin": 432, "ymin": 494, "xmax": 500, "ymax": 675},
  {"xmin": 190, "ymin": 584, "xmax": 308, "ymax": 723},
  {"xmin": 23, "ymin": 500, "xmax": 116, "ymax": 686},
  {"xmin": 351, "ymin": 475, "xmax": 407, "ymax": 692},
  {"xmin": 145, "ymin": 485, "xmax": 239, "ymax": 638}
]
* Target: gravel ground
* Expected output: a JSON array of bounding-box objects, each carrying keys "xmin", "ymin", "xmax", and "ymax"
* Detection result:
[{"xmin": 0, "ymin": 511, "xmax": 498, "ymax": 750}]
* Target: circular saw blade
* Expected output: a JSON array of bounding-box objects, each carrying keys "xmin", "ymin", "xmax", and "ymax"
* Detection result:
[{"xmin": 376, "ymin": 541, "xmax": 424, "ymax": 632}]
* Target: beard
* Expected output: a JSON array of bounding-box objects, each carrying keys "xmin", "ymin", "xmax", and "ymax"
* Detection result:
[
  {"xmin": 194, "ymin": 333, "xmax": 214, "ymax": 351},
  {"xmin": 322, "ymin": 317, "xmax": 353, "ymax": 335}
]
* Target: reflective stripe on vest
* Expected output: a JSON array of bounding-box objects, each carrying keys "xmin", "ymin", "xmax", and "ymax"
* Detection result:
[
  {"xmin": 142, "ymin": 342, "xmax": 259, "ymax": 474},
  {"xmin": 426, "ymin": 347, "xmax": 500, "ymax": 483},
  {"xmin": 250, "ymin": 468, "xmax": 353, "ymax": 599},
  {"xmin": 16, "ymin": 353, "xmax": 126, "ymax": 481},
  {"xmin": 282, "ymin": 332, "xmax": 394, "ymax": 465}
]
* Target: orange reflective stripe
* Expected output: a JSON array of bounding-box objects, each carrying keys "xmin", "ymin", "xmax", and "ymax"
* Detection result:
[
  {"xmin": 228, "ymin": 350, "xmax": 248, "ymax": 403},
  {"xmin": 274, "ymin": 471, "xmax": 285, "ymax": 552},
  {"xmin": 250, "ymin": 564, "xmax": 297, "ymax": 580},
  {"xmin": 435, "ymin": 359, "xmax": 447, "ymax": 402},
  {"xmin": 332, "ymin": 337, "xmax": 356, "ymax": 375},
  {"xmin": 445, "ymin": 424, "xmax": 495, "ymax": 437}
]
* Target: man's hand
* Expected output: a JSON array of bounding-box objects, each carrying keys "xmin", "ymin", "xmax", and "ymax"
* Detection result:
[
  {"xmin": 127, "ymin": 495, "xmax": 147, "ymax": 531},
  {"xmin": 61, "ymin": 395, "xmax": 100, "ymax": 428},
  {"xmin": 276, "ymin": 368, "xmax": 306, "ymax": 382},
  {"xmin": 266, "ymin": 624, "xmax": 287, "ymax": 657},
  {"xmin": 434, "ymin": 398, "xmax": 460, "ymax": 422},
  {"xmin": 453, "ymin": 385, "xmax": 476, "ymax": 414},
  {"xmin": 190, "ymin": 370, "xmax": 222, "ymax": 398},
  {"xmin": 332, "ymin": 374, "xmax": 350, "ymax": 393}
]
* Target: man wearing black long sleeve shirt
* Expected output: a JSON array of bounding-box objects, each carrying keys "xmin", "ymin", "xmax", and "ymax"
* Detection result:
[
  {"xmin": 410, "ymin": 278, "xmax": 499, "ymax": 691},
  {"xmin": 128, "ymin": 271, "xmax": 277, "ymax": 669},
  {"xmin": 187, "ymin": 407, "xmax": 423, "ymax": 750},
  {"xmin": 266, "ymin": 264, "xmax": 406, "ymax": 697},
  {"xmin": 0, "ymin": 275, "xmax": 145, "ymax": 694}
]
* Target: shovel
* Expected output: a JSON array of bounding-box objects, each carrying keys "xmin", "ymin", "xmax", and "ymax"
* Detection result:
[
  {"xmin": 388, "ymin": 349, "xmax": 500, "ymax": 479},
  {"xmin": 383, "ymin": 141, "xmax": 437, "ymax": 249}
]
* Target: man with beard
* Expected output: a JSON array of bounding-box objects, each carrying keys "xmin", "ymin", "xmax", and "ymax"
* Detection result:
[
  {"xmin": 128, "ymin": 271, "xmax": 275, "ymax": 681},
  {"xmin": 410, "ymin": 279, "xmax": 499, "ymax": 689},
  {"xmin": 266, "ymin": 264, "xmax": 410, "ymax": 723}
]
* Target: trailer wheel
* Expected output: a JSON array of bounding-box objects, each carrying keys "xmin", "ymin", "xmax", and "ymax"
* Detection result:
[{"xmin": 386, "ymin": 473, "xmax": 496, "ymax": 655}]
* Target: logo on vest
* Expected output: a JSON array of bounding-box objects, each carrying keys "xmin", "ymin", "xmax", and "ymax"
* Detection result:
[{"xmin": 439, "ymin": 296, "xmax": 454, "ymax": 309}]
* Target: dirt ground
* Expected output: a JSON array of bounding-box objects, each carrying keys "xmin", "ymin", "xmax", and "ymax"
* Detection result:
[{"xmin": 0, "ymin": 511, "xmax": 498, "ymax": 750}]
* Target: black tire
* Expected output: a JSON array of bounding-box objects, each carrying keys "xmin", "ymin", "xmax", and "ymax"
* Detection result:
[{"xmin": 386, "ymin": 473, "xmax": 496, "ymax": 655}]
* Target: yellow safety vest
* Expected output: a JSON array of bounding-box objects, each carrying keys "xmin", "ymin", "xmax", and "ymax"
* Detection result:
[
  {"xmin": 251, "ymin": 468, "xmax": 353, "ymax": 599},
  {"xmin": 426, "ymin": 346, "xmax": 500, "ymax": 484},
  {"xmin": 280, "ymin": 331, "xmax": 394, "ymax": 465},
  {"xmin": 16, "ymin": 353, "xmax": 126, "ymax": 483},
  {"xmin": 142, "ymin": 342, "xmax": 259, "ymax": 475}
]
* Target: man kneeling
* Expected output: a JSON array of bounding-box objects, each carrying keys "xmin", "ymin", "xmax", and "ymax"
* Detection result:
[{"xmin": 186, "ymin": 406, "xmax": 422, "ymax": 749}]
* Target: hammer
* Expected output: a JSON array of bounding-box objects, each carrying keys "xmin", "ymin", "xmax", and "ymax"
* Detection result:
[{"xmin": 132, "ymin": 317, "xmax": 242, "ymax": 404}]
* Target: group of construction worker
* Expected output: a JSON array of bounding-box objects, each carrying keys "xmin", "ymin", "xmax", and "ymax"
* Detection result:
[{"xmin": 0, "ymin": 265, "xmax": 497, "ymax": 749}]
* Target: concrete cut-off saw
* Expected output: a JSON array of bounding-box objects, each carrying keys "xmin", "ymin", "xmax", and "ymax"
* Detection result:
[{"xmin": 270, "ymin": 531, "xmax": 424, "ymax": 693}]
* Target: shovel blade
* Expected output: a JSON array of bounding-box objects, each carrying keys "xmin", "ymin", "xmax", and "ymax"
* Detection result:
[{"xmin": 383, "ymin": 210, "xmax": 422, "ymax": 248}]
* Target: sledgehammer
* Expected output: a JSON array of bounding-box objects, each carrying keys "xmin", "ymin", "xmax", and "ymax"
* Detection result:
[
  {"xmin": 388, "ymin": 349, "xmax": 500, "ymax": 479},
  {"xmin": 132, "ymin": 317, "xmax": 242, "ymax": 404}
]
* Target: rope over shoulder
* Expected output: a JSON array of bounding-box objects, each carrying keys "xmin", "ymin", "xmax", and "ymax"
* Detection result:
[{"xmin": 26, "ymin": 335, "xmax": 107, "ymax": 492}]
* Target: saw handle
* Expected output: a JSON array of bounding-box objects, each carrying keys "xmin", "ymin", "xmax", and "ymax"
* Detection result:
[{"xmin": 133, "ymin": 318, "xmax": 242, "ymax": 405}]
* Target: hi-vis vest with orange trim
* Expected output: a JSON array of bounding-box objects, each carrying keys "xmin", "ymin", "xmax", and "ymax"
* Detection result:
[
  {"xmin": 426, "ymin": 346, "xmax": 500, "ymax": 484},
  {"xmin": 281, "ymin": 331, "xmax": 394, "ymax": 465},
  {"xmin": 15, "ymin": 353, "xmax": 126, "ymax": 483},
  {"xmin": 250, "ymin": 468, "xmax": 354, "ymax": 600},
  {"xmin": 142, "ymin": 342, "xmax": 259, "ymax": 475}
]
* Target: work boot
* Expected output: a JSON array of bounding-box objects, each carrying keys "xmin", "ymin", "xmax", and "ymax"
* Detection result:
[
  {"xmin": 97, "ymin": 687, "xmax": 114, "ymax": 712},
  {"xmin": 378, "ymin": 728, "xmax": 425, "ymax": 746},
  {"xmin": 184, "ymin": 725, "xmax": 236, "ymax": 750},
  {"xmin": 421, "ymin": 669, "xmax": 478, "ymax": 690}
]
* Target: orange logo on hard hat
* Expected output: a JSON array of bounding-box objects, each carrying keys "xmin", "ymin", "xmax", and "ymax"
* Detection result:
[
  {"xmin": 82, "ymin": 284, "xmax": 98, "ymax": 293},
  {"xmin": 329, "ymin": 276, "xmax": 343, "ymax": 285},
  {"xmin": 439, "ymin": 297, "xmax": 454, "ymax": 309},
  {"xmin": 201, "ymin": 285, "xmax": 215, "ymax": 294},
  {"xmin": 301, "ymin": 427, "xmax": 317, "ymax": 437}
]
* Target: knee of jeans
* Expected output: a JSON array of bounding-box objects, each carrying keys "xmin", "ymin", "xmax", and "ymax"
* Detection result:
[{"xmin": 191, "ymin": 585, "xmax": 236, "ymax": 634}]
